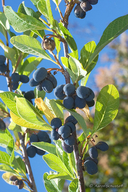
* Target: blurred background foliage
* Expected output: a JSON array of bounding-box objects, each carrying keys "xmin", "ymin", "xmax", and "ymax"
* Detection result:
[{"xmin": 84, "ymin": 32, "xmax": 128, "ymax": 192}]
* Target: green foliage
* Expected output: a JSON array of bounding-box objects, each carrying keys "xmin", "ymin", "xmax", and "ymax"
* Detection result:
[{"xmin": 0, "ymin": 0, "xmax": 127, "ymax": 191}]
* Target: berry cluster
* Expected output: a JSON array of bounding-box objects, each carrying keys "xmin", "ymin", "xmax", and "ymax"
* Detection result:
[
  {"xmin": 29, "ymin": 67, "xmax": 57, "ymax": 93},
  {"xmin": 11, "ymin": 72, "xmax": 29, "ymax": 90},
  {"xmin": 0, "ymin": 119, "xmax": 6, "ymax": 131},
  {"xmin": 74, "ymin": 0, "xmax": 98, "ymax": 19},
  {"xmin": 42, "ymin": 38, "xmax": 55, "ymax": 52},
  {"xmin": 10, "ymin": 175, "xmax": 24, "ymax": 189},
  {"xmin": 84, "ymin": 141, "xmax": 109, "ymax": 175},
  {"xmin": 27, "ymin": 131, "xmax": 51, "ymax": 158},
  {"xmin": 0, "ymin": 55, "xmax": 7, "ymax": 73},
  {"xmin": 51, "ymin": 115, "xmax": 78, "ymax": 153},
  {"xmin": 54, "ymin": 83, "xmax": 95, "ymax": 109}
]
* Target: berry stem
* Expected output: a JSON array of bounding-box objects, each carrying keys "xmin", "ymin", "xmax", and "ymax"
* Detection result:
[
  {"xmin": 18, "ymin": 132, "xmax": 37, "ymax": 192},
  {"xmin": 73, "ymin": 132, "xmax": 86, "ymax": 192},
  {"xmin": 13, "ymin": 53, "xmax": 23, "ymax": 73}
]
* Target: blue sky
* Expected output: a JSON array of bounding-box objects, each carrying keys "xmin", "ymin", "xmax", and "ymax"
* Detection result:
[{"xmin": 0, "ymin": 0, "xmax": 128, "ymax": 191}]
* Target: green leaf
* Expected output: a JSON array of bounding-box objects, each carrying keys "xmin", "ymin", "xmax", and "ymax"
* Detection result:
[
  {"xmin": 68, "ymin": 179, "xmax": 79, "ymax": 192},
  {"xmin": 32, "ymin": 142, "xmax": 56, "ymax": 155},
  {"xmin": 43, "ymin": 153, "xmax": 73, "ymax": 178},
  {"xmin": 8, "ymin": 121, "xmax": 21, "ymax": 132},
  {"xmin": 0, "ymin": 12, "xmax": 10, "ymax": 30},
  {"xmin": 16, "ymin": 97, "xmax": 52, "ymax": 131},
  {"xmin": 37, "ymin": 0, "xmax": 49, "ymax": 20},
  {"xmin": 0, "ymin": 129, "xmax": 12, "ymax": 148},
  {"xmin": 4, "ymin": 6, "xmax": 48, "ymax": 32},
  {"xmin": 88, "ymin": 15, "xmax": 128, "ymax": 70},
  {"xmin": 93, "ymin": 84, "xmax": 119, "ymax": 133},
  {"xmin": 34, "ymin": 88, "xmax": 46, "ymax": 100},
  {"xmin": 0, "ymin": 164, "xmax": 17, "ymax": 174},
  {"xmin": 69, "ymin": 56, "xmax": 87, "ymax": 78},
  {"xmin": 43, "ymin": 172, "xmax": 62, "ymax": 192},
  {"xmin": 44, "ymin": 98, "xmax": 64, "ymax": 120},
  {"xmin": 0, "ymin": 151, "xmax": 10, "ymax": 165},
  {"xmin": 6, "ymin": 139, "xmax": 14, "ymax": 156},
  {"xmin": 80, "ymin": 41, "xmax": 98, "ymax": 74},
  {"xmin": 0, "ymin": 92, "xmax": 23, "ymax": 116},
  {"xmin": 10, "ymin": 35, "xmax": 53, "ymax": 61},
  {"xmin": 0, "ymin": 39, "xmax": 17, "ymax": 66},
  {"xmin": 19, "ymin": 56, "xmax": 42, "ymax": 76},
  {"xmin": 59, "ymin": 22, "xmax": 78, "ymax": 59},
  {"xmin": 47, "ymin": 172, "xmax": 72, "ymax": 180},
  {"xmin": 46, "ymin": 0, "xmax": 54, "ymax": 27}
]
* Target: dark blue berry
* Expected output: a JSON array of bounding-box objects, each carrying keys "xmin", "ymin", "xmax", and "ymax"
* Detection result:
[
  {"xmin": 86, "ymin": 100, "xmax": 95, "ymax": 107},
  {"xmin": 51, "ymin": 118, "xmax": 62, "ymax": 128},
  {"xmin": 30, "ymin": 134, "xmax": 38, "ymax": 143},
  {"xmin": 12, "ymin": 81, "xmax": 19, "ymax": 90},
  {"xmin": 64, "ymin": 134, "xmax": 75, "ymax": 146},
  {"xmin": 0, "ymin": 64, "xmax": 7, "ymax": 73},
  {"xmin": 58, "ymin": 125, "xmax": 71, "ymax": 139},
  {"xmin": 41, "ymin": 79, "xmax": 53, "ymax": 93},
  {"xmin": 37, "ymin": 131, "xmax": 50, "ymax": 142},
  {"xmin": 11, "ymin": 73, "xmax": 20, "ymax": 82},
  {"xmin": 75, "ymin": 95, "xmax": 86, "ymax": 109},
  {"xmin": 33, "ymin": 67, "xmax": 47, "ymax": 82},
  {"xmin": 24, "ymin": 90, "xmax": 35, "ymax": 100},
  {"xmin": 20, "ymin": 75, "xmax": 29, "ymax": 83},
  {"xmin": 54, "ymin": 85, "xmax": 65, "ymax": 100},
  {"xmin": 95, "ymin": 141, "xmax": 109, "ymax": 151},
  {"xmin": 76, "ymin": 86, "xmax": 90, "ymax": 99},
  {"xmin": 88, "ymin": 0, "xmax": 98, "ymax": 5},
  {"xmin": 65, "ymin": 115, "xmax": 78, "ymax": 125},
  {"xmin": 29, "ymin": 78, "xmax": 40, "ymax": 87},
  {"xmin": 0, "ymin": 119, "xmax": 6, "ymax": 131},
  {"xmin": 63, "ymin": 96, "xmax": 75, "ymax": 109},
  {"xmin": 27, "ymin": 145, "xmax": 36, "ymax": 158},
  {"xmin": 36, "ymin": 148, "xmax": 45, "ymax": 156},
  {"xmin": 51, "ymin": 129, "xmax": 60, "ymax": 140},
  {"xmin": 80, "ymin": 1, "xmax": 92, "ymax": 12},
  {"xmin": 62, "ymin": 141, "xmax": 73, "ymax": 153},
  {"xmin": 89, "ymin": 146, "xmax": 98, "ymax": 159},
  {"xmin": 47, "ymin": 74, "xmax": 57, "ymax": 88},
  {"xmin": 84, "ymin": 159, "xmax": 98, "ymax": 175},
  {"xmin": 0, "ymin": 55, "xmax": 6, "ymax": 65},
  {"xmin": 74, "ymin": 4, "xmax": 86, "ymax": 19},
  {"xmin": 63, "ymin": 83, "xmax": 76, "ymax": 96},
  {"xmin": 65, "ymin": 122, "xmax": 76, "ymax": 133}
]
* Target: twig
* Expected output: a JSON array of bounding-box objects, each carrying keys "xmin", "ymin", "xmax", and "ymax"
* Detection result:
[
  {"xmin": 73, "ymin": 132, "xmax": 85, "ymax": 192},
  {"xmin": 13, "ymin": 53, "xmax": 23, "ymax": 73},
  {"xmin": 18, "ymin": 132, "xmax": 37, "ymax": 192}
]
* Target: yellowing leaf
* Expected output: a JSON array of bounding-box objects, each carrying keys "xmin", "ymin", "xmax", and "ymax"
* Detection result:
[{"xmin": 35, "ymin": 98, "xmax": 55, "ymax": 123}]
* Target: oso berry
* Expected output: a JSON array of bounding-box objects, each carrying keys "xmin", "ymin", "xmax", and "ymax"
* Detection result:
[
  {"xmin": 88, "ymin": 0, "xmax": 98, "ymax": 5},
  {"xmin": 42, "ymin": 38, "xmax": 55, "ymax": 51},
  {"xmin": 63, "ymin": 96, "xmax": 75, "ymax": 109},
  {"xmin": 51, "ymin": 118, "xmax": 62, "ymax": 128},
  {"xmin": 20, "ymin": 75, "xmax": 29, "ymax": 83},
  {"xmin": 64, "ymin": 134, "xmax": 75, "ymax": 146},
  {"xmin": 58, "ymin": 124, "xmax": 71, "ymax": 139},
  {"xmin": 17, "ymin": 180, "xmax": 24, "ymax": 189},
  {"xmin": 84, "ymin": 159, "xmax": 98, "ymax": 175},
  {"xmin": 65, "ymin": 122, "xmax": 76, "ymax": 133},
  {"xmin": 62, "ymin": 141, "xmax": 73, "ymax": 153},
  {"xmin": 95, "ymin": 141, "xmax": 109, "ymax": 151},
  {"xmin": 26, "ymin": 145, "xmax": 36, "ymax": 158},
  {"xmin": 29, "ymin": 78, "xmax": 39, "ymax": 87},
  {"xmin": 24, "ymin": 90, "xmax": 35, "ymax": 100},
  {"xmin": 30, "ymin": 134, "xmax": 39, "ymax": 143},
  {"xmin": 37, "ymin": 131, "xmax": 50, "ymax": 142},
  {"xmin": 33, "ymin": 67, "xmax": 47, "ymax": 82},
  {"xmin": 47, "ymin": 74, "xmax": 57, "ymax": 88},
  {"xmin": 80, "ymin": 1, "xmax": 92, "ymax": 12},
  {"xmin": 10, "ymin": 175, "xmax": 18, "ymax": 181},
  {"xmin": 74, "ymin": 4, "xmax": 86, "ymax": 19},
  {"xmin": 0, "ymin": 119, "xmax": 6, "ymax": 131},
  {"xmin": 36, "ymin": 148, "xmax": 45, "ymax": 156},
  {"xmin": 54, "ymin": 84, "xmax": 65, "ymax": 100},
  {"xmin": 88, "ymin": 146, "xmax": 98, "ymax": 159},
  {"xmin": 51, "ymin": 128, "xmax": 60, "ymax": 140},
  {"xmin": 85, "ymin": 156, "xmax": 98, "ymax": 164},
  {"xmin": 63, "ymin": 83, "xmax": 76, "ymax": 96},
  {"xmin": 41, "ymin": 79, "xmax": 54, "ymax": 93},
  {"xmin": 0, "ymin": 55, "xmax": 6, "ymax": 65},
  {"xmin": 65, "ymin": 115, "xmax": 78, "ymax": 125},
  {"xmin": 74, "ymin": 95, "xmax": 86, "ymax": 109},
  {"xmin": 76, "ymin": 86, "xmax": 90, "ymax": 99},
  {"xmin": 11, "ymin": 73, "xmax": 20, "ymax": 82}
]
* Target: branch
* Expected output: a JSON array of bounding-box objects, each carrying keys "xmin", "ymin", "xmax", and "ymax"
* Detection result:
[
  {"xmin": 73, "ymin": 132, "xmax": 85, "ymax": 192},
  {"xmin": 18, "ymin": 132, "xmax": 37, "ymax": 192}
]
